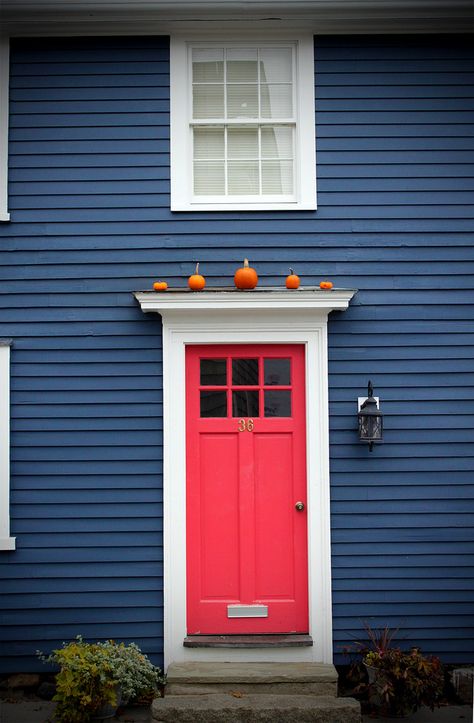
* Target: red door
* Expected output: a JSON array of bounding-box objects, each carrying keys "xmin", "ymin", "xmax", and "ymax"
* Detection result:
[{"xmin": 186, "ymin": 344, "xmax": 308, "ymax": 635}]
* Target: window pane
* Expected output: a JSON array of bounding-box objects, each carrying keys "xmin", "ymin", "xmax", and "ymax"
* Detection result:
[
  {"xmin": 201, "ymin": 391, "xmax": 227, "ymax": 417},
  {"xmin": 200, "ymin": 359, "xmax": 227, "ymax": 386},
  {"xmin": 232, "ymin": 390, "xmax": 259, "ymax": 417},
  {"xmin": 193, "ymin": 84, "xmax": 224, "ymax": 118},
  {"xmin": 192, "ymin": 48, "xmax": 224, "ymax": 82},
  {"xmin": 194, "ymin": 161, "xmax": 225, "ymax": 195},
  {"xmin": 227, "ymin": 48, "xmax": 258, "ymax": 82},
  {"xmin": 194, "ymin": 128, "xmax": 225, "ymax": 159},
  {"xmin": 259, "ymin": 48, "xmax": 293, "ymax": 84},
  {"xmin": 227, "ymin": 84, "xmax": 258, "ymax": 119},
  {"xmin": 228, "ymin": 162, "xmax": 259, "ymax": 195},
  {"xmin": 232, "ymin": 358, "xmax": 259, "ymax": 385},
  {"xmin": 261, "ymin": 126, "xmax": 293, "ymax": 159},
  {"xmin": 227, "ymin": 127, "xmax": 258, "ymax": 159},
  {"xmin": 264, "ymin": 358, "xmax": 290, "ymax": 386},
  {"xmin": 264, "ymin": 390, "xmax": 291, "ymax": 417},
  {"xmin": 260, "ymin": 84, "xmax": 293, "ymax": 118},
  {"xmin": 262, "ymin": 161, "xmax": 293, "ymax": 194}
]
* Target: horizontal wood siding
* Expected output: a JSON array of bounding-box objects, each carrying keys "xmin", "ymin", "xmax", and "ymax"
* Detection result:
[
  {"xmin": 316, "ymin": 35, "xmax": 474, "ymax": 665},
  {"xmin": 0, "ymin": 37, "xmax": 168, "ymax": 673},
  {"xmin": 0, "ymin": 34, "xmax": 472, "ymax": 669}
]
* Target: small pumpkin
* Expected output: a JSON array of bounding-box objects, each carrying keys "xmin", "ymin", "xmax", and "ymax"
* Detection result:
[
  {"xmin": 188, "ymin": 262, "xmax": 206, "ymax": 291},
  {"xmin": 319, "ymin": 280, "xmax": 333, "ymax": 290},
  {"xmin": 286, "ymin": 268, "xmax": 300, "ymax": 290},
  {"xmin": 153, "ymin": 281, "xmax": 168, "ymax": 291},
  {"xmin": 234, "ymin": 258, "xmax": 258, "ymax": 290}
]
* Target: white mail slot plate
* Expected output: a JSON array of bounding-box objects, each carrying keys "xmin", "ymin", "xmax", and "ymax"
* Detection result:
[{"xmin": 227, "ymin": 604, "xmax": 268, "ymax": 618}]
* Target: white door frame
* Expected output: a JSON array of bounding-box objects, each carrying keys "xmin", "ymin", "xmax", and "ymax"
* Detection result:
[{"xmin": 134, "ymin": 288, "xmax": 356, "ymax": 668}]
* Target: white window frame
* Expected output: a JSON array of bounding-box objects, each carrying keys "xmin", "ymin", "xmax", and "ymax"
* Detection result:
[
  {"xmin": 0, "ymin": 37, "xmax": 10, "ymax": 222},
  {"xmin": 170, "ymin": 34, "xmax": 316, "ymax": 212},
  {"xmin": 0, "ymin": 340, "xmax": 15, "ymax": 550}
]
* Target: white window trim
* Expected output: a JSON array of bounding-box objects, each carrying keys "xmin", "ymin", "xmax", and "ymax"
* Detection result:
[
  {"xmin": 0, "ymin": 340, "xmax": 15, "ymax": 551},
  {"xmin": 134, "ymin": 288, "xmax": 356, "ymax": 667},
  {"xmin": 0, "ymin": 37, "xmax": 10, "ymax": 222},
  {"xmin": 170, "ymin": 34, "xmax": 316, "ymax": 212}
]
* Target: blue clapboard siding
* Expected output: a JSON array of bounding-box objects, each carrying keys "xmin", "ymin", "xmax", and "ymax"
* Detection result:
[{"xmin": 0, "ymin": 33, "xmax": 473, "ymax": 670}]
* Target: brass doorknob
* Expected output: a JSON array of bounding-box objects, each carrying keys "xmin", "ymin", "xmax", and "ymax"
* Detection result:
[{"xmin": 295, "ymin": 501, "xmax": 305, "ymax": 511}]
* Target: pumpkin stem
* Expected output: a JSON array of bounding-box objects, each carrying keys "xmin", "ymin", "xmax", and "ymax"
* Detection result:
[
  {"xmin": 195, "ymin": 262, "xmax": 200, "ymax": 274},
  {"xmin": 243, "ymin": 258, "xmax": 249, "ymax": 268},
  {"xmin": 289, "ymin": 268, "xmax": 294, "ymax": 275}
]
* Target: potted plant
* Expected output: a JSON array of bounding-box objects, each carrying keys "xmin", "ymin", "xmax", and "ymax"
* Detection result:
[
  {"xmin": 38, "ymin": 636, "xmax": 164, "ymax": 722},
  {"xmin": 364, "ymin": 646, "xmax": 444, "ymax": 717}
]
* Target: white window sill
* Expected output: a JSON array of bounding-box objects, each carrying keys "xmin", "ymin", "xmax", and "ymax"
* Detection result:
[
  {"xmin": 0, "ymin": 212, "xmax": 11, "ymax": 222},
  {"xmin": 0, "ymin": 537, "xmax": 16, "ymax": 551},
  {"xmin": 172, "ymin": 201, "xmax": 317, "ymax": 212}
]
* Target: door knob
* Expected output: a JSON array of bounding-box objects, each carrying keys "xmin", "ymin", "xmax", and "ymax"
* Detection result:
[{"xmin": 295, "ymin": 501, "xmax": 305, "ymax": 511}]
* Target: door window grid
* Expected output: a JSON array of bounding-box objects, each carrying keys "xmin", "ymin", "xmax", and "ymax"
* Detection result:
[{"xmin": 199, "ymin": 356, "xmax": 292, "ymax": 418}]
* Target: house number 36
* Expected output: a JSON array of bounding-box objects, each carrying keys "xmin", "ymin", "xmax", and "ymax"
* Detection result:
[{"xmin": 238, "ymin": 418, "xmax": 254, "ymax": 432}]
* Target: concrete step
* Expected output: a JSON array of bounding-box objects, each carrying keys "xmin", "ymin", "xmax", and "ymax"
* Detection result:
[
  {"xmin": 152, "ymin": 693, "xmax": 361, "ymax": 723},
  {"xmin": 165, "ymin": 661, "xmax": 338, "ymax": 697}
]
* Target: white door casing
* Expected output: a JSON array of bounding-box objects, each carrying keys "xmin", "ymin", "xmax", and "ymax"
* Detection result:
[{"xmin": 134, "ymin": 288, "xmax": 356, "ymax": 668}]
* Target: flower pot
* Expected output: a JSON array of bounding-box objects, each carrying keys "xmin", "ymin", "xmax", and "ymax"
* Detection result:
[
  {"xmin": 91, "ymin": 687, "xmax": 121, "ymax": 721},
  {"xmin": 364, "ymin": 664, "xmax": 415, "ymax": 719}
]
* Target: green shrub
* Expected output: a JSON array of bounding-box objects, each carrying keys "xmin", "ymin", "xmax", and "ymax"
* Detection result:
[{"xmin": 38, "ymin": 636, "xmax": 164, "ymax": 722}]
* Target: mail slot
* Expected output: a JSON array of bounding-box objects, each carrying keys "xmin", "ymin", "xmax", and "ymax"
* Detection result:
[{"xmin": 227, "ymin": 604, "xmax": 268, "ymax": 618}]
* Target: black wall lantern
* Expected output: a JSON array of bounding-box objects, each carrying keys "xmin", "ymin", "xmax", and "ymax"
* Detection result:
[{"xmin": 358, "ymin": 381, "xmax": 383, "ymax": 451}]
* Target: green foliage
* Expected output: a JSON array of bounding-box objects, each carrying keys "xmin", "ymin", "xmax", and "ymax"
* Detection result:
[
  {"xmin": 38, "ymin": 636, "xmax": 164, "ymax": 723},
  {"xmin": 364, "ymin": 647, "xmax": 445, "ymax": 717},
  {"xmin": 99, "ymin": 640, "xmax": 164, "ymax": 703}
]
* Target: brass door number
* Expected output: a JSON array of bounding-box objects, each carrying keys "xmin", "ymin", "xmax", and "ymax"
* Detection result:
[{"xmin": 238, "ymin": 418, "xmax": 254, "ymax": 432}]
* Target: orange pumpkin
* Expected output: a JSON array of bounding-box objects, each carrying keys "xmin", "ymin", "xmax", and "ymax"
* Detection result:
[
  {"xmin": 153, "ymin": 281, "xmax": 168, "ymax": 291},
  {"xmin": 188, "ymin": 262, "xmax": 206, "ymax": 291},
  {"xmin": 319, "ymin": 280, "xmax": 333, "ymax": 290},
  {"xmin": 234, "ymin": 258, "xmax": 258, "ymax": 290},
  {"xmin": 286, "ymin": 268, "xmax": 300, "ymax": 290}
]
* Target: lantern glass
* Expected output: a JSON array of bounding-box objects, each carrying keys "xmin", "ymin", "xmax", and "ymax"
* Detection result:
[{"xmin": 358, "ymin": 412, "xmax": 383, "ymax": 441}]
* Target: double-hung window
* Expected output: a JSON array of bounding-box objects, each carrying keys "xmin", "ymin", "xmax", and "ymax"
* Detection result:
[{"xmin": 170, "ymin": 37, "xmax": 316, "ymax": 211}]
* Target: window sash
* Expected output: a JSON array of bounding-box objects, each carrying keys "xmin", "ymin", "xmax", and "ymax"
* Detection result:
[
  {"xmin": 190, "ymin": 44, "xmax": 296, "ymax": 200},
  {"xmin": 190, "ymin": 44, "xmax": 297, "ymax": 124},
  {"xmin": 192, "ymin": 124, "xmax": 295, "ymax": 198}
]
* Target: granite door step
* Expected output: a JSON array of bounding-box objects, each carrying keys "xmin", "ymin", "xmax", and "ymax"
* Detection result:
[
  {"xmin": 152, "ymin": 662, "xmax": 361, "ymax": 722},
  {"xmin": 165, "ymin": 661, "xmax": 338, "ymax": 697},
  {"xmin": 151, "ymin": 693, "xmax": 361, "ymax": 723}
]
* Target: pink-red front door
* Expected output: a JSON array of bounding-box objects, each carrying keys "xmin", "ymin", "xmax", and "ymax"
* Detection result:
[{"xmin": 185, "ymin": 344, "xmax": 308, "ymax": 635}]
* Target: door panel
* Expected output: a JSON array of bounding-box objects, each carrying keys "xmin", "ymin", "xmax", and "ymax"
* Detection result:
[
  {"xmin": 186, "ymin": 344, "xmax": 308, "ymax": 635},
  {"xmin": 200, "ymin": 434, "xmax": 240, "ymax": 599}
]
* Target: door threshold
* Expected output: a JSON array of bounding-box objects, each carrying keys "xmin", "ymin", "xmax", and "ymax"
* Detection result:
[{"xmin": 183, "ymin": 634, "xmax": 313, "ymax": 648}]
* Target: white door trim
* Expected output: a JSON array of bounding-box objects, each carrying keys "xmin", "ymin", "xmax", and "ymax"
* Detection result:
[{"xmin": 134, "ymin": 288, "xmax": 356, "ymax": 668}]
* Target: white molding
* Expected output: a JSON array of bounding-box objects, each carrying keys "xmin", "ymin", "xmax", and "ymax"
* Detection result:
[
  {"xmin": 134, "ymin": 287, "xmax": 356, "ymax": 668},
  {"xmin": 1, "ymin": 3, "xmax": 471, "ymax": 36},
  {"xmin": 0, "ymin": 343, "xmax": 15, "ymax": 551},
  {"xmin": 135, "ymin": 287, "xmax": 355, "ymax": 314},
  {"xmin": 170, "ymin": 35, "xmax": 316, "ymax": 212},
  {"xmin": 358, "ymin": 396, "xmax": 380, "ymax": 411},
  {"xmin": 0, "ymin": 37, "xmax": 10, "ymax": 223}
]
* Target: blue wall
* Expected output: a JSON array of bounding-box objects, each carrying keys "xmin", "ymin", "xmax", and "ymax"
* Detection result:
[{"xmin": 0, "ymin": 34, "xmax": 473, "ymax": 671}]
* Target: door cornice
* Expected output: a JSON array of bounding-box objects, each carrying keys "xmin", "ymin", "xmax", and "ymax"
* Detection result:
[{"xmin": 134, "ymin": 287, "xmax": 356, "ymax": 317}]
